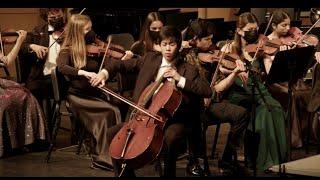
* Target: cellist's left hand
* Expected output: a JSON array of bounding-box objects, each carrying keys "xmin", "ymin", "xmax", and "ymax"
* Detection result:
[{"xmin": 163, "ymin": 67, "xmax": 181, "ymax": 82}]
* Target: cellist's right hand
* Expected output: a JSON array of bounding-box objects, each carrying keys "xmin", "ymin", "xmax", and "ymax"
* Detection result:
[{"xmin": 29, "ymin": 44, "xmax": 48, "ymax": 60}]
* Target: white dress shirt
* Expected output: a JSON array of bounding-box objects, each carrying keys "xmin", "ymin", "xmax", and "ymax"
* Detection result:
[
  {"xmin": 43, "ymin": 25, "xmax": 61, "ymax": 76},
  {"xmin": 102, "ymin": 56, "xmax": 186, "ymax": 89}
]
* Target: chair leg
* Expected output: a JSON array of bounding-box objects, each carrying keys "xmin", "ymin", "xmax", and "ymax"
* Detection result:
[
  {"xmin": 76, "ymin": 124, "xmax": 86, "ymax": 155},
  {"xmin": 46, "ymin": 103, "xmax": 61, "ymax": 163},
  {"xmin": 154, "ymin": 155, "xmax": 163, "ymax": 176},
  {"xmin": 201, "ymin": 123, "xmax": 211, "ymax": 176},
  {"xmin": 305, "ymin": 112, "xmax": 313, "ymax": 154},
  {"xmin": 211, "ymin": 123, "xmax": 221, "ymax": 159}
]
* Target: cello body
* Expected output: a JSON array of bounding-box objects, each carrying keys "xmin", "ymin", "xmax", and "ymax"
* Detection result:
[{"xmin": 109, "ymin": 80, "xmax": 182, "ymax": 169}]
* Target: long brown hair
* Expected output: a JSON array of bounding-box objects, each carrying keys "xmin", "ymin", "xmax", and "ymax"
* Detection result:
[
  {"xmin": 139, "ymin": 12, "xmax": 164, "ymax": 53},
  {"xmin": 233, "ymin": 12, "xmax": 259, "ymax": 56},
  {"xmin": 61, "ymin": 14, "xmax": 91, "ymax": 69},
  {"xmin": 270, "ymin": 9, "xmax": 290, "ymax": 31}
]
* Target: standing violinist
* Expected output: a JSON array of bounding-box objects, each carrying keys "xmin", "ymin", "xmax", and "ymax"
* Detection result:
[
  {"xmin": 182, "ymin": 19, "xmax": 250, "ymax": 175},
  {"xmin": 56, "ymin": 14, "xmax": 122, "ymax": 171},
  {"xmin": 19, "ymin": 8, "xmax": 68, "ymax": 134},
  {"xmin": 103, "ymin": 26, "xmax": 212, "ymax": 177},
  {"xmin": 264, "ymin": 9, "xmax": 313, "ymax": 148},
  {"xmin": 219, "ymin": 12, "xmax": 287, "ymax": 173}
]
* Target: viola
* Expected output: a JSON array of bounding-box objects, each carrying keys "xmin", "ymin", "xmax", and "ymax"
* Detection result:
[{"xmin": 105, "ymin": 75, "xmax": 182, "ymax": 171}]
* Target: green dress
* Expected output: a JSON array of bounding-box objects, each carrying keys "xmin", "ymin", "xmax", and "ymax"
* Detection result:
[{"xmin": 227, "ymin": 60, "xmax": 288, "ymax": 171}]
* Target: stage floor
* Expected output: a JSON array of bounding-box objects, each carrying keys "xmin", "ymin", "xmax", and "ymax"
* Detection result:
[{"xmin": 0, "ymin": 113, "xmax": 318, "ymax": 177}]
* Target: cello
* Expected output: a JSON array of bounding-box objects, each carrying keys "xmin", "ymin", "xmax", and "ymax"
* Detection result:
[{"xmin": 98, "ymin": 74, "xmax": 182, "ymax": 174}]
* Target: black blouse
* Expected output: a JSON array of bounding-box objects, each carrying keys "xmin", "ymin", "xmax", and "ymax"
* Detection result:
[{"xmin": 57, "ymin": 48, "xmax": 105, "ymax": 97}]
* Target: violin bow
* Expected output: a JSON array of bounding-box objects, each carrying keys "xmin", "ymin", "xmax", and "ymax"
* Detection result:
[
  {"xmin": 0, "ymin": 32, "xmax": 4, "ymax": 55},
  {"xmin": 210, "ymin": 40, "xmax": 231, "ymax": 88},
  {"xmin": 292, "ymin": 16, "xmax": 320, "ymax": 49},
  {"xmin": 48, "ymin": 8, "xmax": 87, "ymax": 49},
  {"xmin": 0, "ymin": 26, "xmax": 4, "ymax": 55},
  {"xmin": 251, "ymin": 14, "xmax": 274, "ymax": 61},
  {"xmin": 98, "ymin": 35, "xmax": 113, "ymax": 72}
]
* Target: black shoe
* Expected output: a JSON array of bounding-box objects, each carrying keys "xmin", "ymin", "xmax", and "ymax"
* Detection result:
[{"xmin": 186, "ymin": 162, "xmax": 204, "ymax": 177}]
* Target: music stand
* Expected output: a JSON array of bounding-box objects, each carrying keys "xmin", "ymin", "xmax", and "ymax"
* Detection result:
[{"xmin": 266, "ymin": 46, "xmax": 316, "ymax": 174}]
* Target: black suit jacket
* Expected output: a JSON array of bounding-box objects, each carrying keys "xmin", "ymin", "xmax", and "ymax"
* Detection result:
[
  {"xmin": 19, "ymin": 24, "xmax": 50, "ymax": 84},
  {"xmin": 106, "ymin": 51, "xmax": 212, "ymax": 124}
]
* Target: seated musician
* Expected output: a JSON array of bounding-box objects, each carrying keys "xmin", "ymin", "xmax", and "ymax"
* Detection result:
[
  {"xmin": 0, "ymin": 30, "xmax": 48, "ymax": 157},
  {"xmin": 264, "ymin": 9, "xmax": 315, "ymax": 148},
  {"xmin": 19, "ymin": 8, "xmax": 68, "ymax": 134},
  {"xmin": 183, "ymin": 18, "xmax": 250, "ymax": 174},
  {"xmin": 130, "ymin": 12, "xmax": 164, "ymax": 57},
  {"xmin": 307, "ymin": 7, "xmax": 320, "ymax": 141},
  {"xmin": 219, "ymin": 12, "xmax": 287, "ymax": 172},
  {"xmin": 101, "ymin": 25, "xmax": 212, "ymax": 177},
  {"xmin": 56, "ymin": 14, "xmax": 122, "ymax": 171}
]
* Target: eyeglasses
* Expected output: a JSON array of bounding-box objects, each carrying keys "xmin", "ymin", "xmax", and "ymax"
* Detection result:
[{"xmin": 48, "ymin": 15, "xmax": 63, "ymax": 21}]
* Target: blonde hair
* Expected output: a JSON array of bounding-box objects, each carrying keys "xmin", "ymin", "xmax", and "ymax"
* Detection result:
[{"xmin": 61, "ymin": 14, "xmax": 91, "ymax": 69}]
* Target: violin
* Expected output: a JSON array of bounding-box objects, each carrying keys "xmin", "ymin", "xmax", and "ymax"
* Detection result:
[
  {"xmin": 281, "ymin": 27, "xmax": 319, "ymax": 47},
  {"xmin": 87, "ymin": 38, "xmax": 140, "ymax": 59},
  {"xmin": 244, "ymin": 34, "xmax": 283, "ymax": 56},
  {"xmin": 181, "ymin": 39, "xmax": 221, "ymax": 63},
  {"xmin": 0, "ymin": 28, "xmax": 38, "ymax": 44},
  {"xmin": 51, "ymin": 28, "xmax": 65, "ymax": 44}
]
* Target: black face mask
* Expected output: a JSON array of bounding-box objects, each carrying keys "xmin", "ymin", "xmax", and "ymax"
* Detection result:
[
  {"xmin": 243, "ymin": 29, "xmax": 259, "ymax": 44},
  {"xmin": 149, "ymin": 30, "xmax": 160, "ymax": 44},
  {"xmin": 85, "ymin": 30, "xmax": 97, "ymax": 44},
  {"xmin": 49, "ymin": 17, "xmax": 65, "ymax": 30}
]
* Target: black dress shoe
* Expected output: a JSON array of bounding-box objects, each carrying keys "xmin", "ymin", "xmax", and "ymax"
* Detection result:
[{"xmin": 186, "ymin": 162, "xmax": 204, "ymax": 176}]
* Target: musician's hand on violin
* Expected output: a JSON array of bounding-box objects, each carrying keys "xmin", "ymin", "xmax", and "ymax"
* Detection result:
[
  {"xmin": 29, "ymin": 44, "xmax": 48, "ymax": 59},
  {"xmin": 233, "ymin": 60, "xmax": 248, "ymax": 85},
  {"xmin": 181, "ymin": 40, "xmax": 191, "ymax": 49},
  {"xmin": 233, "ymin": 60, "xmax": 246, "ymax": 74},
  {"xmin": 153, "ymin": 44, "xmax": 161, "ymax": 52},
  {"xmin": 315, "ymin": 52, "xmax": 320, "ymax": 63},
  {"xmin": 163, "ymin": 67, "xmax": 181, "ymax": 82},
  {"xmin": 90, "ymin": 71, "xmax": 107, "ymax": 87},
  {"xmin": 121, "ymin": 50, "xmax": 134, "ymax": 61},
  {"xmin": 16, "ymin": 30, "xmax": 27, "ymax": 43},
  {"xmin": 279, "ymin": 45, "xmax": 290, "ymax": 51},
  {"xmin": 219, "ymin": 66, "xmax": 233, "ymax": 75}
]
